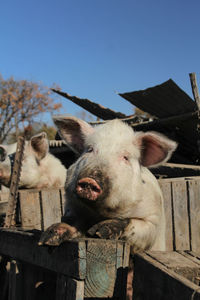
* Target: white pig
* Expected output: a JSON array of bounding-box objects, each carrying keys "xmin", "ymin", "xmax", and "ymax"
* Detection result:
[
  {"xmin": 39, "ymin": 116, "xmax": 177, "ymax": 253},
  {"xmin": 0, "ymin": 132, "xmax": 67, "ymax": 189}
]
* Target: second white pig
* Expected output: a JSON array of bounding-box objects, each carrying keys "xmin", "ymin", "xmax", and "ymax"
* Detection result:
[{"xmin": 0, "ymin": 132, "xmax": 67, "ymax": 189}]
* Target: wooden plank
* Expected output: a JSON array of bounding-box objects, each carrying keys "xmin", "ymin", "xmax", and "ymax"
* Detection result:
[
  {"xmin": 122, "ymin": 243, "xmax": 131, "ymax": 300},
  {"xmin": 155, "ymin": 164, "xmax": 200, "ymax": 179},
  {"xmin": 188, "ymin": 251, "xmax": 200, "ymax": 260},
  {"xmin": 66, "ymin": 278, "xmax": 84, "ymax": 300},
  {"xmin": 133, "ymin": 252, "xmax": 200, "ymax": 299},
  {"xmin": 0, "ymin": 229, "xmax": 129, "ymax": 299},
  {"xmin": 159, "ymin": 176, "xmax": 200, "ymax": 183},
  {"xmin": 0, "ymin": 257, "xmax": 9, "ymax": 300},
  {"xmin": 147, "ymin": 251, "xmax": 198, "ymax": 269},
  {"xmin": 147, "ymin": 251, "xmax": 200, "ymax": 283},
  {"xmin": 189, "ymin": 73, "xmax": 200, "ymax": 110},
  {"xmin": 16, "ymin": 261, "xmax": 57, "ymax": 300},
  {"xmin": 19, "ymin": 190, "xmax": 42, "ymax": 230},
  {"xmin": 41, "ymin": 189, "xmax": 62, "ymax": 230},
  {"xmin": 8, "ymin": 261, "xmax": 17, "ymax": 300},
  {"xmin": 56, "ymin": 274, "xmax": 66, "ymax": 300},
  {"xmin": 188, "ymin": 180, "xmax": 200, "ymax": 252},
  {"xmin": 0, "ymin": 229, "xmax": 87, "ymax": 279},
  {"xmin": 115, "ymin": 242, "xmax": 130, "ymax": 300},
  {"xmin": 0, "ymin": 192, "xmax": 9, "ymax": 202},
  {"xmin": 0, "ymin": 200, "xmax": 8, "ymax": 214},
  {"xmin": 17, "ymin": 263, "xmax": 38, "ymax": 300},
  {"xmin": 159, "ymin": 181, "xmax": 174, "ymax": 250},
  {"xmin": 56, "ymin": 276, "xmax": 84, "ymax": 300},
  {"xmin": 177, "ymin": 251, "xmax": 200, "ymax": 286},
  {"xmin": 178, "ymin": 251, "xmax": 200, "ymax": 274},
  {"xmin": 84, "ymin": 239, "xmax": 118, "ymax": 298},
  {"xmin": 172, "ymin": 181, "xmax": 190, "ymax": 250}
]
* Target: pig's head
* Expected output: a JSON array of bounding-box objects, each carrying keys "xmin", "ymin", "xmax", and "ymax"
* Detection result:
[
  {"xmin": 54, "ymin": 115, "xmax": 177, "ymax": 216},
  {"xmin": 19, "ymin": 132, "xmax": 50, "ymax": 188},
  {"xmin": 0, "ymin": 132, "xmax": 66, "ymax": 189}
]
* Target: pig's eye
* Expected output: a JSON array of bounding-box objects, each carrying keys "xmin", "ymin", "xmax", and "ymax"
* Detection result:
[
  {"xmin": 0, "ymin": 148, "xmax": 6, "ymax": 162},
  {"xmin": 86, "ymin": 146, "xmax": 93, "ymax": 153},
  {"xmin": 123, "ymin": 156, "xmax": 129, "ymax": 161}
]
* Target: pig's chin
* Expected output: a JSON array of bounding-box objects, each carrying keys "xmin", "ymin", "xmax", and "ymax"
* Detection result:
[{"xmin": 76, "ymin": 177, "xmax": 102, "ymax": 201}]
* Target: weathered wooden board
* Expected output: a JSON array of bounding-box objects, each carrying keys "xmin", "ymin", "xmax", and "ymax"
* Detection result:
[
  {"xmin": 148, "ymin": 251, "xmax": 200, "ymax": 283},
  {"xmin": 19, "ymin": 188, "xmax": 65, "ymax": 230},
  {"xmin": 159, "ymin": 177, "xmax": 200, "ymax": 253},
  {"xmin": 0, "ymin": 229, "xmax": 130, "ymax": 300},
  {"xmin": 17, "ymin": 262, "xmax": 57, "ymax": 300},
  {"xmin": 0, "ymin": 199, "xmax": 8, "ymax": 212},
  {"xmin": 159, "ymin": 181, "xmax": 174, "ymax": 251},
  {"xmin": 188, "ymin": 180, "xmax": 200, "ymax": 253},
  {"xmin": 2, "ymin": 176, "xmax": 200, "ymax": 255},
  {"xmin": 0, "ymin": 192, "xmax": 9, "ymax": 202},
  {"xmin": 0, "ymin": 229, "xmax": 86, "ymax": 280},
  {"xmin": 133, "ymin": 251, "xmax": 200, "ymax": 300},
  {"xmin": 172, "ymin": 181, "xmax": 190, "ymax": 250},
  {"xmin": 41, "ymin": 189, "xmax": 62, "ymax": 230},
  {"xmin": 56, "ymin": 275, "xmax": 84, "ymax": 300},
  {"xmin": 19, "ymin": 190, "xmax": 42, "ymax": 230}
]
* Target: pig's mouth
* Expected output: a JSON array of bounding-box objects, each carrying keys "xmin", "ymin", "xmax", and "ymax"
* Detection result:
[{"xmin": 76, "ymin": 177, "xmax": 102, "ymax": 201}]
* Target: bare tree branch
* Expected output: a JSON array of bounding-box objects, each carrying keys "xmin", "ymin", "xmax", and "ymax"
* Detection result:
[{"xmin": 0, "ymin": 75, "xmax": 62, "ymax": 143}]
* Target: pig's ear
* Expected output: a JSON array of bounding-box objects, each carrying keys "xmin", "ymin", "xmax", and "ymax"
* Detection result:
[
  {"xmin": 53, "ymin": 115, "xmax": 94, "ymax": 154},
  {"xmin": 30, "ymin": 132, "xmax": 49, "ymax": 160},
  {"xmin": 136, "ymin": 132, "xmax": 177, "ymax": 168}
]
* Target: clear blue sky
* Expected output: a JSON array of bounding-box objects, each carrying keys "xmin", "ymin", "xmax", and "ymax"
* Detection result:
[{"xmin": 1, "ymin": 0, "xmax": 200, "ymax": 123}]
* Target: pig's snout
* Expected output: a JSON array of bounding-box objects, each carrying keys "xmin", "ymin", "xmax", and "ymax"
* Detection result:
[{"xmin": 76, "ymin": 177, "xmax": 102, "ymax": 201}]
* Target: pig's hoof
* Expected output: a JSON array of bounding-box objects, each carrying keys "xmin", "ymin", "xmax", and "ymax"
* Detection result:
[
  {"xmin": 38, "ymin": 223, "xmax": 79, "ymax": 246},
  {"xmin": 87, "ymin": 219, "xmax": 129, "ymax": 240}
]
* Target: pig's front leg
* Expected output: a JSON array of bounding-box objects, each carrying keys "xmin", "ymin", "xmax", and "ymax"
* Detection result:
[
  {"xmin": 121, "ymin": 218, "xmax": 159, "ymax": 252},
  {"xmin": 38, "ymin": 223, "xmax": 81, "ymax": 246},
  {"xmin": 87, "ymin": 219, "xmax": 130, "ymax": 240},
  {"xmin": 88, "ymin": 218, "xmax": 158, "ymax": 252}
]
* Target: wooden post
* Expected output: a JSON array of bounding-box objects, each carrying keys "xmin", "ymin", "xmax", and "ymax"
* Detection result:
[
  {"xmin": 189, "ymin": 72, "xmax": 200, "ymax": 160},
  {"xmin": 4, "ymin": 136, "xmax": 25, "ymax": 228},
  {"xmin": 189, "ymin": 73, "xmax": 200, "ymax": 110}
]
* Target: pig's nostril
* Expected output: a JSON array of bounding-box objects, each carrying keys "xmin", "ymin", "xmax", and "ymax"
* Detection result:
[{"xmin": 79, "ymin": 182, "xmax": 90, "ymax": 189}]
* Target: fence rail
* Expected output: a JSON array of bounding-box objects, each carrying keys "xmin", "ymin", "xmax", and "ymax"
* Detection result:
[
  {"xmin": 1, "ymin": 177, "xmax": 199, "ymax": 252},
  {"xmin": 0, "ymin": 229, "xmax": 130, "ymax": 300}
]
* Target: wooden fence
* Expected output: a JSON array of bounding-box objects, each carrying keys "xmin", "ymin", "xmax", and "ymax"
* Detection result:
[
  {"xmin": 1, "ymin": 176, "xmax": 199, "ymax": 251},
  {"xmin": 159, "ymin": 177, "xmax": 200, "ymax": 252},
  {"xmin": 0, "ymin": 229, "xmax": 130, "ymax": 300},
  {"xmin": 133, "ymin": 251, "xmax": 200, "ymax": 299},
  {"xmin": 0, "ymin": 176, "xmax": 200, "ymax": 299}
]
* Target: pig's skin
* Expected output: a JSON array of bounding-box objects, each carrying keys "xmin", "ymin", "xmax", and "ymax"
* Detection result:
[
  {"xmin": 39, "ymin": 116, "xmax": 177, "ymax": 253},
  {"xmin": 0, "ymin": 132, "xmax": 67, "ymax": 189}
]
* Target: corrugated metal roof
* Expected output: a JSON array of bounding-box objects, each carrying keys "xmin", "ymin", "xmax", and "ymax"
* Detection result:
[
  {"xmin": 119, "ymin": 79, "xmax": 197, "ymax": 118},
  {"xmin": 52, "ymin": 89, "xmax": 127, "ymax": 120},
  {"xmin": 52, "ymin": 79, "xmax": 200, "ymax": 165}
]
